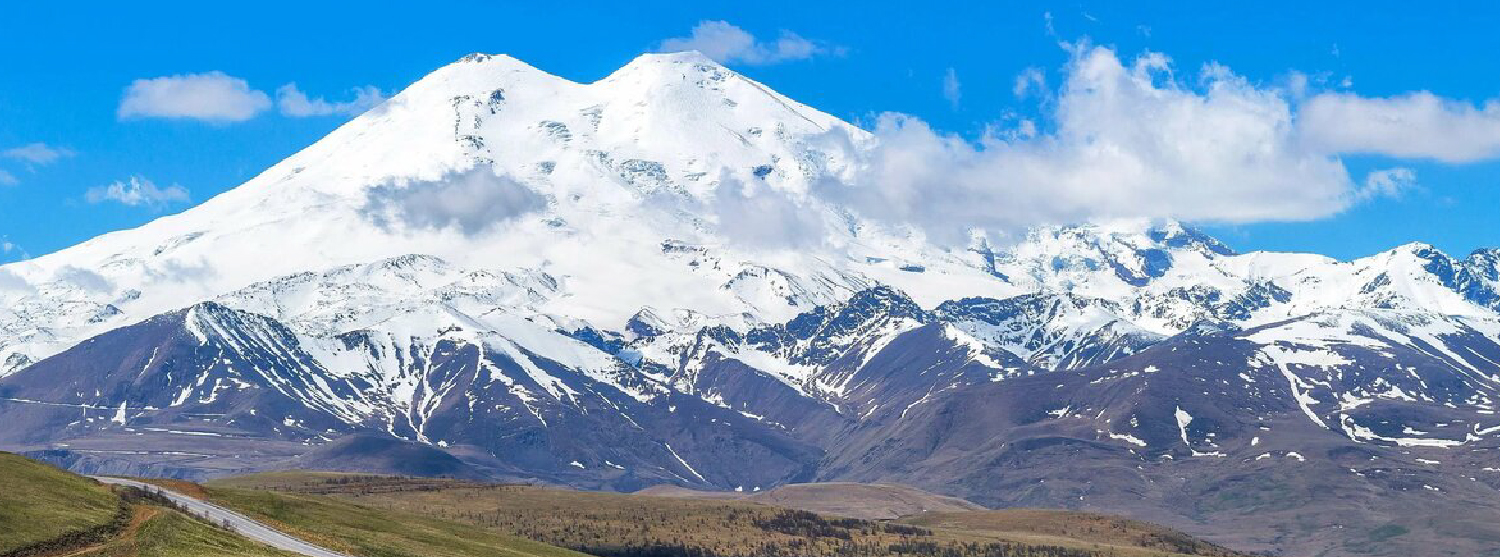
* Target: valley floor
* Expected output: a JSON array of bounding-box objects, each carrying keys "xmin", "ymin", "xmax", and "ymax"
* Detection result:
[{"xmin": 196, "ymin": 472, "xmax": 1249, "ymax": 557}]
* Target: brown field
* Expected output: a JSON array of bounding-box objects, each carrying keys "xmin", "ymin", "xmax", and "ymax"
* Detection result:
[
  {"xmin": 900, "ymin": 510, "xmax": 1242, "ymax": 557},
  {"xmin": 638, "ymin": 482, "xmax": 986, "ymax": 520},
  {"xmin": 206, "ymin": 472, "xmax": 1248, "ymax": 557}
]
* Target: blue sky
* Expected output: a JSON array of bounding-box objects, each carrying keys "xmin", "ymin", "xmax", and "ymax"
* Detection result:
[{"xmin": 2, "ymin": 1, "xmax": 1497, "ymax": 262}]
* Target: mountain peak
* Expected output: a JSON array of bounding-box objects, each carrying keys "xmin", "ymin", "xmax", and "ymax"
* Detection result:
[
  {"xmin": 1372, "ymin": 241, "xmax": 1453, "ymax": 267},
  {"xmin": 599, "ymin": 50, "xmax": 735, "ymax": 87},
  {"xmin": 623, "ymin": 50, "xmax": 725, "ymax": 69},
  {"xmin": 400, "ymin": 52, "xmax": 571, "ymax": 100},
  {"xmin": 1392, "ymin": 240, "xmax": 1442, "ymax": 255},
  {"xmin": 1043, "ymin": 219, "xmax": 1232, "ymax": 254},
  {"xmin": 437, "ymin": 52, "xmax": 549, "ymax": 75},
  {"xmin": 456, "ymin": 52, "xmax": 516, "ymax": 64}
]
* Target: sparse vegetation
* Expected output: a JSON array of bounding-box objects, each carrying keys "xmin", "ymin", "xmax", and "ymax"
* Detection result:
[
  {"xmin": 202, "ymin": 485, "xmax": 592, "ymax": 557},
  {"xmin": 207, "ymin": 473, "xmax": 1247, "ymax": 557},
  {"xmin": 1366, "ymin": 523, "xmax": 1408, "ymax": 543},
  {"xmin": 899, "ymin": 510, "xmax": 1243, "ymax": 557},
  {"xmin": 0, "ymin": 455, "xmax": 1246, "ymax": 557}
]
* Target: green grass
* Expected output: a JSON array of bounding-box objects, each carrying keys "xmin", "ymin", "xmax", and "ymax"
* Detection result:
[
  {"xmin": 202, "ymin": 486, "xmax": 592, "ymax": 557},
  {"xmin": 1366, "ymin": 523, "xmax": 1409, "ymax": 543},
  {"xmin": 77, "ymin": 507, "xmax": 300, "ymax": 557},
  {"xmin": 0, "ymin": 451, "xmax": 123, "ymax": 553},
  {"xmin": 0, "ymin": 453, "xmax": 584, "ymax": 557}
]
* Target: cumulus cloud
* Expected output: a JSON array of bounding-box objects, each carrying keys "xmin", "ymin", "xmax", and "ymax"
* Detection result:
[
  {"xmin": 3, "ymin": 143, "xmax": 74, "ymax": 166},
  {"xmin": 117, "ymin": 71, "xmax": 384, "ymax": 123},
  {"xmin": 362, "ymin": 165, "xmax": 547, "ymax": 235},
  {"xmin": 658, "ymin": 21, "xmax": 837, "ymax": 66},
  {"xmin": 942, "ymin": 68, "xmax": 962, "ymax": 109},
  {"xmin": 0, "ymin": 268, "xmax": 29, "ymax": 293},
  {"xmin": 707, "ymin": 172, "xmax": 828, "ymax": 248},
  {"xmin": 1356, "ymin": 167, "xmax": 1418, "ymax": 201},
  {"xmin": 277, "ymin": 83, "xmax": 386, "ymax": 117},
  {"xmin": 809, "ymin": 44, "xmax": 1500, "ymax": 242},
  {"xmin": 812, "ymin": 45, "xmax": 1357, "ymax": 240},
  {"xmin": 52, "ymin": 266, "xmax": 113, "ymax": 293},
  {"xmin": 118, "ymin": 71, "xmax": 272, "ymax": 122},
  {"xmin": 1299, "ymin": 92, "xmax": 1500, "ymax": 163},
  {"xmin": 86, "ymin": 176, "xmax": 191, "ymax": 209}
]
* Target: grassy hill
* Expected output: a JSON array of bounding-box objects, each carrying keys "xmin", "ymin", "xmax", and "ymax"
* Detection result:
[
  {"xmin": 0, "ymin": 451, "xmax": 296, "ymax": 557},
  {"xmin": 0, "ymin": 451, "xmax": 125, "ymax": 554},
  {"xmin": 0, "ymin": 453, "xmax": 585, "ymax": 557},
  {"xmin": 75, "ymin": 505, "xmax": 303, "ymax": 557},
  {"xmin": 208, "ymin": 472, "xmax": 1250, "ymax": 557}
]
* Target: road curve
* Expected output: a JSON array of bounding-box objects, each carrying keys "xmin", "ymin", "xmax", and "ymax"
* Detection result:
[{"xmin": 91, "ymin": 476, "xmax": 356, "ymax": 557}]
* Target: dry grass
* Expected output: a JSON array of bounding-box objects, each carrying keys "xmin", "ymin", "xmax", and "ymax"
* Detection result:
[
  {"xmin": 201, "ymin": 484, "xmax": 592, "ymax": 557},
  {"xmin": 899, "ymin": 510, "xmax": 1242, "ymax": 557},
  {"xmin": 207, "ymin": 473, "xmax": 1247, "ymax": 557}
]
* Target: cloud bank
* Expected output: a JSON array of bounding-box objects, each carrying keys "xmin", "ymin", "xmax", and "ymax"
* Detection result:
[
  {"xmin": 1299, "ymin": 92, "xmax": 1500, "ymax": 163},
  {"xmin": 659, "ymin": 21, "xmax": 837, "ymax": 66},
  {"xmin": 809, "ymin": 44, "xmax": 1500, "ymax": 241},
  {"xmin": 362, "ymin": 165, "xmax": 547, "ymax": 236},
  {"xmin": 707, "ymin": 172, "xmax": 829, "ymax": 248},
  {"xmin": 818, "ymin": 46, "xmax": 1353, "ymax": 238},
  {"xmin": 0, "ymin": 268, "xmax": 28, "ymax": 294}
]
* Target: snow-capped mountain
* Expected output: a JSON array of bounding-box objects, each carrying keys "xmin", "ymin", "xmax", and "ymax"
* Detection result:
[{"xmin": 2, "ymin": 52, "xmax": 1500, "ymax": 555}]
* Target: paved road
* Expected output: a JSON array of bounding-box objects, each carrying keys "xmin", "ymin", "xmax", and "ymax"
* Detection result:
[{"xmin": 91, "ymin": 476, "xmax": 356, "ymax": 557}]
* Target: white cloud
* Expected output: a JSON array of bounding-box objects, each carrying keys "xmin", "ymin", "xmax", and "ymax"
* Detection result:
[
  {"xmin": 85, "ymin": 176, "xmax": 191, "ymax": 209},
  {"xmin": 0, "ymin": 238, "xmax": 27, "ymax": 257},
  {"xmin": 1299, "ymin": 92, "xmax": 1500, "ymax": 163},
  {"xmin": 1356, "ymin": 167, "xmax": 1417, "ymax": 201},
  {"xmin": 707, "ymin": 172, "xmax": 828, "ymax": 248},
  {"xmin": 0, "ymin": 170, "xmax": 15, "ymax": 186},
  {"xmin": 0, "ymin": 239, "xmax": 23, "ymax": 262},
  {"xmin": 0, "ymin": 268, "xmax": 29, "ymax": 293},
  {"xmin": 3, "ymin": 143, "xmax": 74, "ymax": 166},
  {"xmin": 51, "ymin": 266, "xmax": 113, "ymax": 293},
  {"xmin": 277, "ymin": 83, "xmax": 386, "ymax": 117},
  {"xmin": 362, "ymin": 165, "xmax": 546, "ymax": 235},
  {"xmin": 1013, "ymin": 67, "xmax": 1047, "ymax": 98},
  {"xmin": 659, "ymin": 21, "xmax": 836, "ymax": 66},
  {"xmin": 813, "ymin": 45, "xmax": 1358, "ymax": 240},
  {"xmin": 942, "ymin": 68, "xmax": 962, "ymax": 109},
  {"xmin": 118, "ymin": 71, "xmax": 272, "ymax": 122}
]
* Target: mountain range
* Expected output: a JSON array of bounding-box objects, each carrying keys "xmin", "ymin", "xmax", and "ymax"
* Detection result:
[{"xmin": 2, "ymin": 51, "xmax": 1499, "ymax": 556}]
